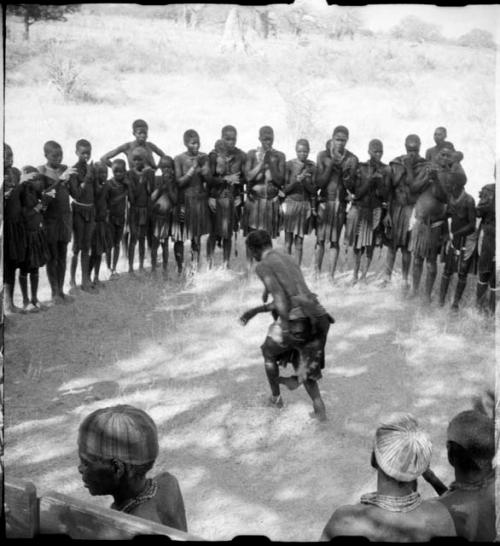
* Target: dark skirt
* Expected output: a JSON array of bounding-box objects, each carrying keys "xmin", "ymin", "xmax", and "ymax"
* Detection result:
[
  {"xmin": 129, "ymin": 205, "xmax": 149, "ymax": 238},
  {"xmin": 409, "ymin": 218, "xmax": 445, "ymax": 260},
  {"xmin": 478, "ymin": 225, "xmax": 495, "ymax": 274},
  {"xmin": 345, "ymin": 206, "xmax": 382, "ymax": 249},
  {"xmin": 24, "ymin": 229, "xmax": 49, "ymax": 269},
  {"xmin": 184, "ymin": 194, "xmax": 210, "ymax": 240},
  {"xmin": 213, "ymin": 197, "xmax": 236, "ymax": 239},
  {"xmin": 150, "ymin": 210, "xmax": 172, "ymax": 241},
  {"xmin": 44, "ymin": 214, "xmax": 72, "ymax": 244},
  {"xmin": 243, "ymin": 196, "xmax": 281, "ymax": 238},
  {"xmin": 390, "ymin": 204, "xmax": 413, "ymax": 250},
  {"xmin": 261, "ymin": 315, "xmax": 330, "ymax": 383},
  {"xmin": 91, "ymin": 220, "xmax": 113, "ymax": 255},
  {"xmin": 109, "ymin": 222, "xmax": 125, "ymax": 247},
  {"xmin": 282, "ymin": 199, "xmax": 311, "ymax": 237},
  {"xmin": 72, "ymin": 208, "xmax": 96, "ymax": 252},
  {"xmin": 315, "ymin": 200, "xmax": 344, "ymax": 244},
  {"xmin": 4, "ymin": 219, "xmax": 27, "ymax": 264}
]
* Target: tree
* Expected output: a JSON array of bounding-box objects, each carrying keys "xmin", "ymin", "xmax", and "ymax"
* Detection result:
[
  {"xmin": 457, "ymin": 29, "xmax": 496, "ymax": 50},
  {"xmin": 391, "ymin": 15, "xmax": 444, "ymax": 44},
  {"xmin": 6, "ymin": 4, "xmax": 81, "ymax": 40},
  {"xmin": 332, "ymin": 9, "xmax": 363, "ymax": 40}
]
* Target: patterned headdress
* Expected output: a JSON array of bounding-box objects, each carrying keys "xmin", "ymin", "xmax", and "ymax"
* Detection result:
[
  {"xmin": 374, "ymin": 413, "xmax": 432, "ymax": 482},
  {"xmin": 78, "ymin": 405, "xmax": 159, "ymax": 465}
]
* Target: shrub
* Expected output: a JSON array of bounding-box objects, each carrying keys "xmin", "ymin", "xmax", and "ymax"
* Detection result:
[
  {"xmin": 390, "ymin": 15, "xmax": 445, "ymax": 44},
  {"xmin": 457, "ymin": 29, "xmax": 496, "ymax": 50}
]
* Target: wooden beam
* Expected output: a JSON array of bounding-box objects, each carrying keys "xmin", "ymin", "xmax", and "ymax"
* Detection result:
[
  {"xmin": 5, "ymin": 479, "xmax": 39, "ymax": 538},
  {"xmin": 39, "ymin": 491, "xmax": 205, "ymax": 540}
]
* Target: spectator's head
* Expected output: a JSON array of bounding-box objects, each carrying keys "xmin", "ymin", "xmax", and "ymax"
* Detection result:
[
  {"xmin": 158, "ymin": 155, "xmax": 174, "ymax": 176},
  {"xmin": 371, "ymin": 413, "xmax": 432, "ymax": 483},
  {"xmin": 259, "ymin": 126, "xmax": 274, "ymax": 150},
  {"xmin": 43, "ymin": 141, "xmax": 63, "ymax": 168},
  {"xmin": 246, "ymin": 229, "xmax": 273, "ymax": 262},
  {"xmin": 295, "ymin": 138, "xmax": 310, "ymax": 162},
  {"xmin": 4, "ymin": 143, "xmax": 13, "ymax": 167},
  {"xmin": 436, "ymin": 145, "xmax": 455, "ymax": 169},
  {"xmin": 331, "ymin": 126, "xmax": 349, "ymax": 154},
  {"xmin": 446, "ymin": 410, "xmax": 495, "ymax": 475},
  {"xmin": 78, "ymin": 405, "xmax": 159, "ymax": 496},
  {"xmin": 111, "ymin": 159, "xmax": 126, "ymax": 182},
  {"xmin": 132, "ymin": 120, "xmax": 148, "ymax": 143},
  {"xmin": 368, "ymin": 139, "xmax": 384, "ymax": 162},
  {"xmin": 183, "ymin": 129, "xmax": 200, "ymax": 155},
  {"xmin": 94, "ymin": 161, "xmax": 108, "ymax": 183},
  {"xmin": 478, "ymin": 183, "xmax": 495, "ymax": 212},
  {"xmin": 404, "ymin": 134, "xmax": 421, "ymax": 158},
  {"xmin": 434, "ymin": 126, "xmax": 447, "ymax": 145},
  {"xmin": 75, "ymin": 139, "xmax": 92, "ymax": 164},
  {"xmin": 131, "ymin": 147, "xmax": 147, "ymax": 171},
  {"xmin": 221, "ymin": 125, "xmax": 237, "ymax": 152}
]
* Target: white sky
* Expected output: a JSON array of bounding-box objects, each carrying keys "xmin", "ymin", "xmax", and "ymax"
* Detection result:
[{"xmin": 296, "ymin": 1, "xmax": 499, "ymax": 39}]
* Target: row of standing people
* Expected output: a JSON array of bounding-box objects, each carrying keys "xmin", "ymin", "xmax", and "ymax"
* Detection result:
[{"xmin": 3, "ymin": 122, "xmax": 495, "ymax": 314}]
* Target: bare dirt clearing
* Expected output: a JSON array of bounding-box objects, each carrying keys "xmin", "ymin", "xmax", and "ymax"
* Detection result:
[{"xmin": 4, "ymin": 237, "xmax": 494, "ymax": 541}]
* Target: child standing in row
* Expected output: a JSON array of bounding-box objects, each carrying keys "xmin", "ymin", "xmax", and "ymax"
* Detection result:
[
  {"xmin": 37, "ymin": 141, "xmax": 75, "ymax": 305},
  {"xmin": 173, "ymin": 130, "xmax": 211, "ymax": 273},
  {"xmin": 106, "ymin": 159, "xmax": 128, "ymax": 279},
  {"xmin": 283, "ymin": 139, "xmax": 316, "ymax": 266},
  {"xmin": 127, "ymin": 148, "xmax": 154, "ymax": 275},
  {"xmin": 3, "ymin": 144, "xmax": 25, "ymax": 314},
  {"xmin": 69, "ymin": 139, "xmax": 97, "ymax": 293},
  {"xmin": 18, "ymin": 166, "xmax": 50, "ymax": 312},
  {"xmin": 89, "ymin": 162, "xmax": 112, "ymax": 287},
  {"xmin": 150, "ymin": 156, "xmax": 177, "ymax": 278}
]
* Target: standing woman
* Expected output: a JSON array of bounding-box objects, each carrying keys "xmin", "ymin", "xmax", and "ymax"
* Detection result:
[{"xmin": 282, "ymin": 139, "xmax": 316, "ymax": 266}]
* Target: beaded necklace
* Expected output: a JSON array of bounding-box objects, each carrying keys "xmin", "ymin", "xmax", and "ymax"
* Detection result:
[
  {"xmin": 113, "ymin": 479, "xmax": 158, "ymax": 514},
  {"xmin": 360, "ymin": 491, "xmax": 422, "ymax": 513}
]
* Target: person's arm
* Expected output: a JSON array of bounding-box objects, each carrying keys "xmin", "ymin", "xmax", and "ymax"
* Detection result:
[
  {"xmin": 199, "ymin": 154, "xmax": 212, "ymax": 186},
  {"xmin": 421, "ymin": 468, "xmax": 448, "ymax": 496},
  {"xmin": 342, "ymin": 155, "xmax": 358, "ymax": 194},
  {"xmin": 174, "ymin": 155, "xmax": 195, "ymax": 189},
  {"xmin": 453, "ymin": 196, "xmax": 477, "ymax": 238},
  {"xmin": 352, "ymin": 167, "xmax": 370, "ymax": 200},
  {"xmin": 245, "ymin": 150, "xmax": 265, "ymax": 183},
  {"xmin": 267, "ymin": 151, "xmax": 285, "ymax": 187},
  {"xmin": 159, "ymin": 474, "xmax": 188, "ymax": 532},
  {"xmin": 100, "ymin": 143, "xmax": 129, "ymax": 168},
  {"xmin": 315, "ymin": 152, "xmax": 335, "ymax": 189},
  {"xmin": 148, "ymin": 142, "xmax": 167, "ymax": 163},
  {"xmin": 409, "ymin": 162, "xmax": 432, "ymax": 194},
  {"xmin": 283, "ymin": 161, "xmax": 299, "ymax": 196}
]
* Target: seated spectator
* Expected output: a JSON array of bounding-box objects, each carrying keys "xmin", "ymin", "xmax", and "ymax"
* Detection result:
[
  {"xmin": 320, "ymin": 413, "xmax": 456, "ymax": 541},
  {"xmin": 436, "ymin": 410, "xmax": 495, "ymax": 541},
  {"xmin": 78, "ymin": 404, "xmax": 187, "ymax": 531}
]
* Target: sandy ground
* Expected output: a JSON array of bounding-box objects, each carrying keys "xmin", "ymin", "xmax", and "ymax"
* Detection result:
[{"xmin": 4, "ymin": 236, "xmax": 495, "ymax": 541}]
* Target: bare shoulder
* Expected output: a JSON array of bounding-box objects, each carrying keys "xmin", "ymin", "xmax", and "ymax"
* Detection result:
[
  {"xmin": 421, "ymin": 498, "xmax": 457, "ymax": 535},
  {"xmin": 155, "ymin": 471, "xmax": 181, "ymax": 491},
  {"xmin": 322, "ymin": 504, "xmax": 371, "ymax": 539},
  {"xmin": 316, "ymin": 150, "xmax": 329, "ymax": 164}
]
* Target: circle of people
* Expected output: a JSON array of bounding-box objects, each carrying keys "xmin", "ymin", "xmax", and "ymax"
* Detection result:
[
  {"xmin": 3, "ymin": 121, "xmax": 495, "ymax": 316},
  {"xmin": 4, "ymin": 121, "xmax": 496, "ymax": 540}
]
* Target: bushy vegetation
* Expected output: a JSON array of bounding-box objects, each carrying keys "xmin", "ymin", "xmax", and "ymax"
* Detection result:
[
  {"xmin": 458, "ymin": 28, "xmax": 496, "ymax": 50},
  {"xmin": 390, "ymin": 15, "xmax": 445, "ymax": 43}
]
